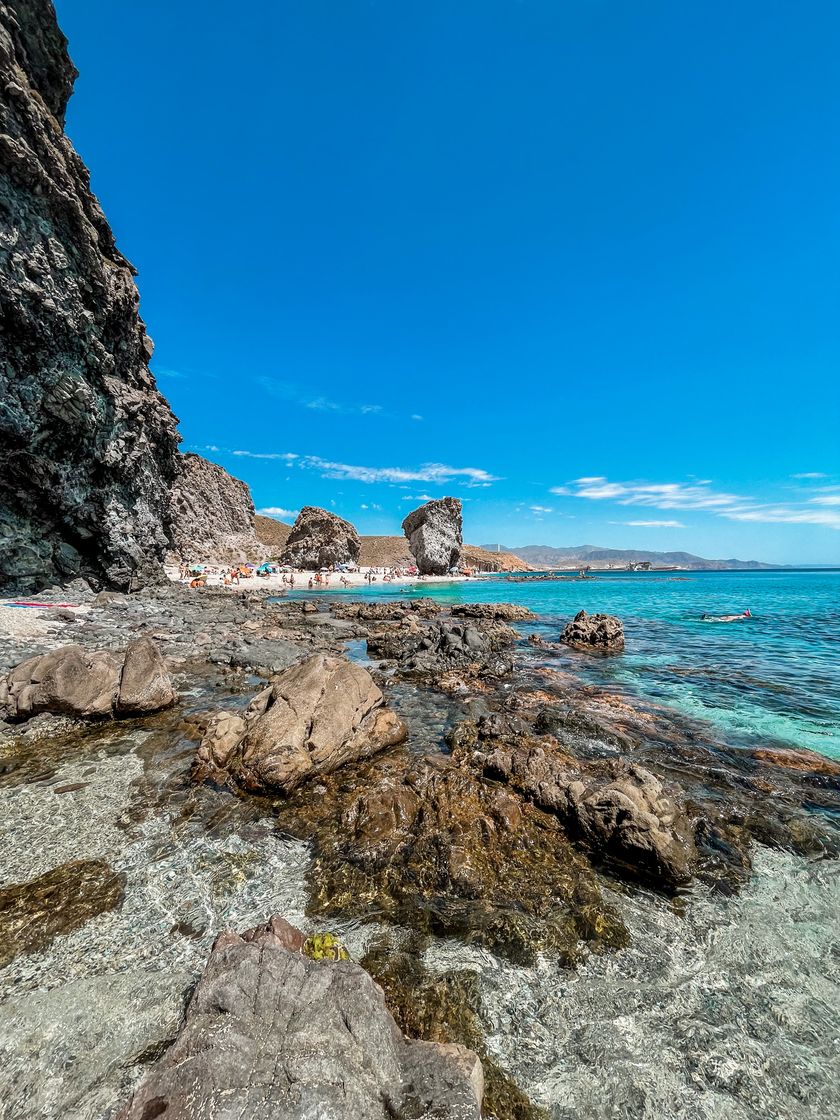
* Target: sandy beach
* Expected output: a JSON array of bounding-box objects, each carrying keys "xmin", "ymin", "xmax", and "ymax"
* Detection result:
[{"xmin": 164, "ymin": 565, "xmax": 478, "ymax": 594}]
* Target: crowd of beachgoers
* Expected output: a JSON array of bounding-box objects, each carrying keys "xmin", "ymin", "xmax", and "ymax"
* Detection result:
[{"xmin": 169, "ymin": 560, "xmax": 474, "ymax": 592}]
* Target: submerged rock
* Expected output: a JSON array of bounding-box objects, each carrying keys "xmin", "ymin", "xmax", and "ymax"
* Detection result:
[
  {"xmin": 280, "ymin": 506, "xmax": 361, "ymax": 569},
  {"xmin": 0, "ymin": 859, "xmax": 125, "ymax": 968},
  {"xmin": 560, "ymin": 609, "xmax": 625, "ymax": 651},
  {"xmin": 0, "ymin": 637, "xmax": 175, "ymax": 721},
  {"xmin": 119, "ymin": 916, "xmax": 483, "ymax": 1120},
  {"xmin": 402, "ymin": 497, "xmax": 463, "ymax": 575},
  {"xmin": 0, "ymin": 0, "xmax": 180, "ymax": 592},
  {"xmin": 455, "ymin": 721, "xmax": 697, "ymax": 889},
  {"xmin": 282, "ymin": 751, "xmax": 628, "ymax": 965},
  {"xmin": 194, "ymin": 654, "xmax": 407, "ymax": 793}
]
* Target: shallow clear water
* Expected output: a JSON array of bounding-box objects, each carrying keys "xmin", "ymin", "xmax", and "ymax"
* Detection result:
[{"xmin": 296, "ymin": 569, "xmax": 840, "ymax": 757}]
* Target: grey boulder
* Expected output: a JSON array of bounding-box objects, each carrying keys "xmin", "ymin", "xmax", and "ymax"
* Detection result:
[
  {"xmin": 0, "ymin": 638, "xmax": 175, "ymax": 721},
  {"xmin": 194, "ymin": 653, "xmax": 407, "ymax": 793},
  {"xmin": 402, "ymin": 497, "xmax": 463, "ymax": 575},
  {"xmin": 119, "ymin": 917, "xmax": 483, "ymax": 1120}
]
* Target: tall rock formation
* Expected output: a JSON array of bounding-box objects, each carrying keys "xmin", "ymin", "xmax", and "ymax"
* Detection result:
[
  {"xmin": 280, "ymin": 507, "xmax": 361, "ymax": 569},
  {"xmin": 402, "ymin": 497, "xmax": 462, "ymax": 575},
  {"xmin": 0, "ymin": 0, "xmax": 180, "ymax": 593},
  {"xmin": 167, "ymin": 453, "xmax": 263, "ymax": 561}
]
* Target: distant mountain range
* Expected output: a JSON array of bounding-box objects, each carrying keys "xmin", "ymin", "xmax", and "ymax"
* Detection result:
[{"xmin": 479, "ymin": 544, "xmax": 778, "ymax": 571}]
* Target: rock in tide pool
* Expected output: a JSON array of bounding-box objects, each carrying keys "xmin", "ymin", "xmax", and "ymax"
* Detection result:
[
  {"xmin": 0, "ymin": 638, "xmax": 175, "ymax": 721},
  {"xmin": 560, "ymin": 609, "xmax": 625, "ymax": 651},
  {"xmin": 280, "ymin": 506, "xmax": 361, "ymax": 569},
  {"xmin": 0, "ymin": 859, "xmax": 126, "ymax": 968},
  {"xmin": 194, "ymin": 654, "xmax": 407, "ymax": 794},
  {"xmin": 0, "ymin": 0, "xmax": 180, "ymax": 593},
  {"xmin": 402, "ymin": 497, "xmax": 463, "ymax": 575},
  {"xmin": 119, "ymin": 916, "xmax": 483, "ymax": 1120}
]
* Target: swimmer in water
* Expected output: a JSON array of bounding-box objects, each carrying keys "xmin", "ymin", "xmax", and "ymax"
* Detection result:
[{"xmin": 701, "ymin": 608, "xmax": 752, "ymax": 622}]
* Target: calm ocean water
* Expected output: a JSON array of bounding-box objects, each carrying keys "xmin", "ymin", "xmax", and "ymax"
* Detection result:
[{"xmin": 297, "ymin": 569, "xmax": 840, "ymax": 758}]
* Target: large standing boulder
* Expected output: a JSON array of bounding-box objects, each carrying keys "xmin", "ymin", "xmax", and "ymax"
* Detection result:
[
  {"xmin": 0, "ymin": 0, "xmax": 181, "ymax": 593},
  {"xmin": 280, "ymin": 506, "xmax": 361, "ymax": 569},
  {"xmin": 402, "ymin": 497, "xmax": 463, "ymax": 575},
  {"xmin": 119, "ymin": 916, "xmax": 483, "ymax": 1120},
  {"xmin": 166, "ymin": 452, "xmax": 263, "ymax": 561},
  {"xmin": 194, "ymin": 654, "xmax": 407, "ymax": 793},
  {"xmin": 560, "ymin": 609, "xmax": 625, "ymax": 651},
  {"xmin": 0, "ymin": 638, "xmax": 175, "ymax": 721}
]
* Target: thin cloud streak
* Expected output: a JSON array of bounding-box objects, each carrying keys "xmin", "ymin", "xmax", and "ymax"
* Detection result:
[{"xmin": 301, "ymin": 457, "xmax": 500, "ymax": 486}]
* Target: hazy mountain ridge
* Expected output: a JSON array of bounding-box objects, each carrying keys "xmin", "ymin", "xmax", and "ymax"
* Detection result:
[{"xmin": 480, "ymin": 544, "xmax": 777, "ymax": 570}]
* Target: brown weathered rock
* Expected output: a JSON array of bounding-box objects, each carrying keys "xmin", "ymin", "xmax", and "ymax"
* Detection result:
[
  {"xmin": 116, "ymin": 636, "xmax": 176, "ymax": 713},
  {"xmin": 750, "ymin": 747, "xmax": 840, "ymax": 777},
  {"xmin": 0, "ymin": 640, "xmax": 174, "ymax": 721},
  {"xmin": 0, "ymin": 0, "xmax": 180, "ymax": 592},
  {"xmin": 280, "ymin": 506, "xmax": 361, "ymax": 569},
  {"xmin": 560, "ymin": 609, "xmax": 625, "ymax": 651},
  {"xmin": 458, "ymin": 724, "xmax": 696, "ymax": 889},
  {"xmin": 119, "ymin": 916, "xmax": 483, "ymax": 1120},
  {"xmin": 194, "ymin": 654, "xmax": 407, "ymax": 793},
  {"xmin": 402, "ymin": 497, "xmax": 463, "ymax": 575}
]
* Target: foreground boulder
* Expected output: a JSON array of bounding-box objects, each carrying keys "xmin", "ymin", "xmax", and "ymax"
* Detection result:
[
  {"xmin": 402, "ymin": 497, "xmax": 463, "ymax": 575},
  {"xmin": 0, "ymin": 638, "xmax": 175, "ymax": 721},
  {"xmin": 280, "ymin": 506, "xmax": 361, "ymax": 568},
  {"xmin": 0, "ymin": 0, "xmax": 180, "ymax": 592},
  {"xmin": 194, "ymin": 654, "xmax": 407, "ymax": 793},
  {"xmin": 119, "ymin": 916, "xmax": 483, "ymax": 1120},
  {"xmin": 560, "ymin": 609, "xmax": 625, "ymax": 651},
  {"xmin": 166, "ymin": 452, "xmax": 263, "ymax": 561}
]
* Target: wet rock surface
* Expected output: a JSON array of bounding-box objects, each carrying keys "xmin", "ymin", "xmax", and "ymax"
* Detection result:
[
  {"xmin": 120, "ymin": 916, "xmax": 483, "ymax": 1120},
  {"xmin": 280, "ymin": 506, "xmax": 361, "ymax": 569},
  {"xmin": 560, "ymin": 609, "xmax": 625, "ymax": 651},
  {"xmin": 0, "ymin": 0, "xmax": 180, "ymax": 593},
  {"xmin": 402, "ymin": 497, "xmax": 463, "ymax": 575},
  {"xmin": 194, "ymin": 654, "xmax": 408, "ymax": 793}
]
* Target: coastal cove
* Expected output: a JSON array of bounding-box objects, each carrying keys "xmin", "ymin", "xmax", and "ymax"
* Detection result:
[{"xmin": 284, "ymin": 568, "xmax": 840, "ymax": 760}]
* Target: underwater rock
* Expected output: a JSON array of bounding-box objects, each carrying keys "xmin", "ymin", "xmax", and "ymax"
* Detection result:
[
  {"xmin": 0, "ymin": 638, "xmax": 175, "ymax": 721},
  {"xmin": 119, "ymin": 916, "xmax": 483, "ymax": 1120},
  {"xmin": 402, "ymin": 497, "xmax": 463, "ymax": 575},
  {"xmin": 194, "ymin": 654, "xmax": 407, "ymax": 794},
  {"xmin": 456, "ymin": 721, "xmax": 697, "ymax": 889},
  {"xmin": 0, "ymin": 859, "xmax": 125, "ymax": 967},
  {"xmin": 280, "ymin": 506, "xmax": 361, "ymax": 569},
  {"xmin": 283, "ymin": 751, "xmax": 627, "ymax": 965},
  {"xmin": 560, "ymin": 609, "xmax": 625, "ymax": 652}
]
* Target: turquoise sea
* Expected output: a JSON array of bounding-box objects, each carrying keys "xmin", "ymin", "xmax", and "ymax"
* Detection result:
[{"xmin": 296, "ymin": 569, "xmax": 840, "ymax": 758}]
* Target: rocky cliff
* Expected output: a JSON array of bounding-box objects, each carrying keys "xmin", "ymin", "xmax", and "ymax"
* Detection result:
[
  {"xmin": 281, "ymin": 507, "xmax": 361, "ymax": 569},
  {"xmin": 167, "ymin": 453, "xmax": 262, "ymax": 562},
  {"xmin": 0, "ymin": 0, "xmax": 180, "ymax": 593}
]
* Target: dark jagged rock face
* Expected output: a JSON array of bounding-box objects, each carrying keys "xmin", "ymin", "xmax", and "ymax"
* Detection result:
[
  {"xmin": 560, "ymin": 609, "xmax": 625, "ymax": 652},
  {"xmin": 0, "ymin": 0, "xmax": 180, "ymax": 593},
  {"xmin": 166, "ymin": 453, "xmax": 261, "ymax": 561},
  {"xmin": 402, "ymin": 497, "xmax": 463, "ymax": 575},
  {"xmin": 280, "ymin": 506, "xmax": 361, "ymax": 569}
]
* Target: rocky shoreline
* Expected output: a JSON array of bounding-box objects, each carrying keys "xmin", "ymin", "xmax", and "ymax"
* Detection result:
[{"xmin": 1, "ymin": 580, "xmax": 838, "ymax": 1118}]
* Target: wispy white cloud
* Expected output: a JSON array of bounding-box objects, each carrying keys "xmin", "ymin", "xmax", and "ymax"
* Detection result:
[
  {"xmin": 258, "ymin": 377, "xmax": 382, "ymax": 417},
  {"xmin": 233, "ymin": 450, "xmax": 298, "ymax": 462},
  {"xmin": 625, "ymin": 519, "xmax": 686, "ymax": 528},
  {"xmin": 529, "ymin": 505, "xmax": 554, "ymax": 514},
  {"xmin": 302, "ymin": 457, "xmax": 499, "ymax": 486},
  {"xmin": 401, "ymin": 493, "xmax": 435, "ymax": 501},
  {"xmin": 257, "ymin": 506, "xmax": 298, "ymax": 520},
  {"xmin": 792, "ymin": 472, "xmax": 827, "ymax": 480},
  {"xmin": 552, "ymin": 475, "xmax": 840, "ymax": 531},
  {"xmin": 411, "ymin": 414, "xmax": 424, "ymax": 421}
]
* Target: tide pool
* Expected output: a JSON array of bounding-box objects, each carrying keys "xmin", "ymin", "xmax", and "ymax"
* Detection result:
[{"xmin": 294, "ymin": 568, "xmax": 840, "ymax": 758}]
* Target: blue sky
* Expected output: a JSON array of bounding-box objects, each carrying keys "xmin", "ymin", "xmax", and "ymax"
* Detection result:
[{"xmin": 57, "ymin": 0, "xmax": 839, "ymax": 564}]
